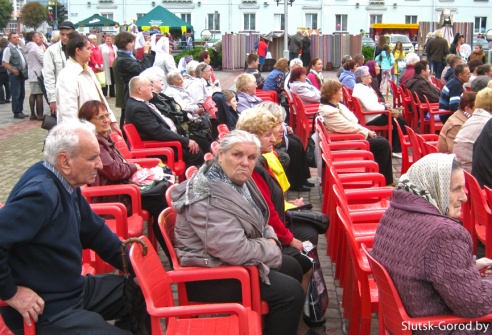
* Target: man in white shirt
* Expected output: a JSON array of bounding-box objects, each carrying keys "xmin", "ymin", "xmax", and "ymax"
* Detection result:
[{"xmin": 2, "ymin": 32, "xmax": 28, "ymax": 119}]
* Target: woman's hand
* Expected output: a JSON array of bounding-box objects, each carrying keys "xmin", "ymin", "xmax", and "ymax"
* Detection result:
[
  {"xmin": 289, "ymin": 238, "xmax": 303, "ymax": 251},
  {"xmin": 143, "ymin": 42, "xmax": 151, "ymax": 53},
  {"xmin": 135, "ymin": 164, "xmax": 142, "ymax": 170},
  {"xmin": 476, "ymin": 258, "xmax": 492, "ymax": 275},
  {"xmin": 290, "ymin": 198, "xmax": 304, "ymax": 207},
  {"xmin": 368, "ymin": 131, "xmax": 377, "ymax": 138},
  {"xmin": 286, "ymin": 126, "xmax": 294, "ymax": 135},
  {"xmin": 188, "ymin": 140, "xmax": 200, "ymax": 154}
]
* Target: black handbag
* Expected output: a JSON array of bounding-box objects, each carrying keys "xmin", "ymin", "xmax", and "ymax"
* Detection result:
[
  {"xmin": 41, "ymin": 114, "xmax": 57, "ymax": 131},
  {"xmin": 285, "ymin": 209, "xmax": 329, "ymax": 234},
  {"xmin": 303, "ymin": 247, "xmax": 328, "ymax": 327}
]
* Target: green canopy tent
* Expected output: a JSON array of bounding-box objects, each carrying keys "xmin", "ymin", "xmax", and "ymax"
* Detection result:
[
  {"xmin": 135, "ymin": 6, "xmax": 193, "ymax": 34},
  {"xmin": 75, "ymin": 14, "xmax": 119, "ymax": 27}
]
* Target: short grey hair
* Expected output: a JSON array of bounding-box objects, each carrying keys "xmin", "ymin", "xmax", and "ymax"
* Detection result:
[
  {"xmin": 88, "ymin": 34, "xmax": 96, "ymax": 41},
  {"xmin": 217, "ymin": 129, "xmax": 261, "ymax": 158},
  {"xmin": 471, "ymin": 75, "xmax": 492, "ymax": 93},
  {"xmin": 405, "ymin": 53, "xmax": 420, "ymax": 66},
  {"xmin": 44, "ymin": 120, "xmax": 96, "ymax": 166},
  {"xmin": 140, "ymin": 66, "xmax": 164, "ymax": 84},
  {"xmin": 254, "ymin": 101, "xmax": 286, "ymax": 123},
  {"xmin": 289, "ymin": 58, "xmax": 303, "ymax": 69},
  {"xmin": 195, "ymin": 62, "xmax": 211, "ymax": 78},
  {"xmin": 167, "ymin": 70, "xmax": 183, "ymax": 85},
  {"xmin": 129, "ymin": 76, "xmax": 150, "ymax": 97},
  {"xmin": 186, "ymin": 60, "xmax": 199, "ymax": 76},
  {"xmin": 341, "ymin": 55, "xmax": 352, "ymax": 65},
  {"xmin": 354, "ymin": 66, "xmax": 370, "ymax": 82}
]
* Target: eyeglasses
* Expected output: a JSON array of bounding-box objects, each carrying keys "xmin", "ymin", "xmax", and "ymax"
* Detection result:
[{"xmin": 93, "ymin": 113, "xmax": 110, "ymax": 121}]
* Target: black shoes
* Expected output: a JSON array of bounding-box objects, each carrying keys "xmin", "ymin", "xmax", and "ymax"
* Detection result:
[
  {"xmin": 14, "ymin": 113, "xmax": 27, "ymax": 119},
  {"xmin": 290, "ymin": 186, "xmax": 311, "ymax": 192},
  {"xmin": 304, "ymin": 181, "xmax": 315, "ymax": 187}
]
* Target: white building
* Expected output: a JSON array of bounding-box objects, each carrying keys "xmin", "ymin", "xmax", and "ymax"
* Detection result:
[{"xmin": 13, "ymin": 0, "xmax": 492, "ymax": 36}]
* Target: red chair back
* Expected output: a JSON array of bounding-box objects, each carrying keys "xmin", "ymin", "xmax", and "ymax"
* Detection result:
[
  {"xmin": 394, "ymin": 121, "xmax": 411, "ymax": 174},
  {"xmin": 123, "ymin": 123, "xmax": 146, "ymax": 150},
  {"xmin": 389, "ymin": 80, "xmax": 401, "ymax": 108},
  {"xmin": 405, "ymin": 126, "xmax": 423, "ymax": 163}
]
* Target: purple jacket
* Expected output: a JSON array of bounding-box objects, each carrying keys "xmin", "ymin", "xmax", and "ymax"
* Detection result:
[{"xmin": 372, "ymin": 190, "xmax": 492, "ymax": 335}]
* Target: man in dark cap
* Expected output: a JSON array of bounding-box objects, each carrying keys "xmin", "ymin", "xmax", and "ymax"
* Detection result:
[{"xmin": 42, "ymin": 20, "xmax": 75, "ymax": 115}]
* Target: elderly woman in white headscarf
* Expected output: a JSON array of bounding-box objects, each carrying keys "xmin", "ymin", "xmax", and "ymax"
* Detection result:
[{"xmin": 372, "ymin": 153, "xmax": 492, "ymax": 333}]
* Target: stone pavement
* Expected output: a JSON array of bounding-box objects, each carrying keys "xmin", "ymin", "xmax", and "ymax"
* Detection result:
[{"xmin": 0, "ymin": 69, "xmax": 402, "ymax": 334}]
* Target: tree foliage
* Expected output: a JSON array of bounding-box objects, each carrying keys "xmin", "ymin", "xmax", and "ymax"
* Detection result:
[
  {"xmin": 0, "ymin": 0, "xmax": 14, "ymax": 31},
  {"xmin": 20, "ymin": 2, "xmax": 46, "ymax": 30}
]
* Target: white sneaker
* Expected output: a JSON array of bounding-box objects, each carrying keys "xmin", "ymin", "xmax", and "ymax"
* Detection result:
[{"xmin": 392, "ymin": 152, "xmax": 402, "ymax": 159}]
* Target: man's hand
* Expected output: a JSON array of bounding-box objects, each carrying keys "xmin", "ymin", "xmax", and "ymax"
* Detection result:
[
  {"xmin": 12, "ymin": 68, "xmax": 19, "ymax": 76},
  {"xmin": 188, "ymin": 140, "xmax": 200, "ymax": 154},
  {"xmin": 5, "ymin": 286, "xmax": 45, "ymax": 326},
  {"xmin": 49, "ymin": 102, "xmax": 57, "ymax": 114}
]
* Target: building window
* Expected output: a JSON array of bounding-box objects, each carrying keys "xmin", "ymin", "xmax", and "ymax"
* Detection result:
[
  {"xmin": 244, "ymin": 13, "xmax": 256, "ymax": 31},
  {"xmin": 181, "ymin": 13, "xmax": 191, "ymax": 24},
  {"xmin": 16, "ymin": 1, "xmax": 23, "ymax": 10},
  {"xmin": 9, "ymin": 20, "xmax": 17, "ymax": 32},
  {"xmin": 370, "ymin": 14, "xmax": 382, "ymax": 25},
  {"xmin": 475, "ymin": 17, "xmax": 487, "ymax": 33},
  {"xmin": 207, "ymin": 12, "xmax": 220, "ymax": 31},
  {"xmin": 335, "ymin": 14, "xmax": 347, "ymax": 32},
  {"xmin": 405, "ymin": 15, "xmax": 417, "ymax": 24},
  {"xmin": 274, "ymin": 14, "xmax": 285, "ymax": 31},
  {"xmin": 100, "ymin": 13, "xmax": 114, "ymax": 31},
  {"xmin": 305, "ymin": 14, "xmax": 318, "ymax": 29}
]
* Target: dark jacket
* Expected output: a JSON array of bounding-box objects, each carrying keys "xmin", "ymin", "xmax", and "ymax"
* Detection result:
[
  {"xmin": 406, "ymin": 74, "xmax": 440, "ymax": 103},
  {"xmin": 302, "ymin": 37, "xmax": 311, "ymax": 54},
  {"xmin": 0, "ymin": 162, "xmax": 124, "ymax": 330},
  {"xmin": 425, "ymin": 37, "xmax": 449, "ymax": 63},
  {"xmin": 150, "ymin": 92, "xmax": 189, "ymax": 137},
  {"xmin": 472, "ymin": 118, "xmax": 492, "ymax": 188},
  {"xmin": 115, "ymin": 51, "xmax": 155, "ymax": 108},
  {"xmin": 212, "ymin": 91, "xmax": 239, "ymax": 130},
  {"xmin": 372, "ymin": 190, "xmax": 492, "ymax": 335},
  {"xmin": 125, "ymin": 97, "xmax": 190, "ymax": 147}
]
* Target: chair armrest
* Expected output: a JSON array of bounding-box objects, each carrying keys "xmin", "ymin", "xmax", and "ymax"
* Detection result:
[
  {"xmin": 328, "ymin": 133, "xmax": 366, "ymax": 141},
  {"xmin": 81, "ymin": 184, "xmax": 143, "ymax": 217},
  {"xmin": 0, "ymin": 300, "xmax": 35, "ymax": 335},
  {"xmin": 332, "ymin": 160, "xmax": 380, "ymax": 173},
  {"xmin": 329, "ymin": 141, "xmax": 370, "ymax": 151},
  {"xmin": 127, "ymin": 158, "xmax": 162, "ymax": 168},
  {"xmin": 331, "ymin": 150, "xmax": 374, "ymax": 161},
  {"xmin": 128, "ymin": 147, "xmax": 175, "ymax": 169},
  {"xmin": 420, "ymin": 134, "xmax": 439, "ymax": 141},
  {"xmin": 142, "ymin": 140, "xmax": 184, "ymax": 160},
  {"xmin": 90, "ymin": 202, "xmax": 129, "ymax": 239},
  {"xmin": 168, "ymin": 266, "xmax": 252, "ymax": 308},
  {"xmin": 338, "ymin": 173, "xmax": 387, "ymax": 187}
]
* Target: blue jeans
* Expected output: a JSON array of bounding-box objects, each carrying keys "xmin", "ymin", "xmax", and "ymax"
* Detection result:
[
  {"xmin": 432, "ymin": 60, "xmax": 445, "ymax": 80},
  {"xmin": 8, "ymin": 73, "xmax": 25, "ymax": 115}
]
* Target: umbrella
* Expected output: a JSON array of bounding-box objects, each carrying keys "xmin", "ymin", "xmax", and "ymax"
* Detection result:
[
  {"xmin": 75, "ymin": 14, "xmax": 119, "ymax": 27},
  {"xmin": 135, "ymin": 6, "xmax": 193, "ymax": 34}
]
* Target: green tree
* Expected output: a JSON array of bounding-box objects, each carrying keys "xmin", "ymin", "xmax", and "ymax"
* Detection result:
[
  {"xmin": 20, "ymin": 2, "xmax": 46, "ymax": 30},
  {"xmin": 0, "ymin": 0, "xmax": 14, "ymax": 31}
]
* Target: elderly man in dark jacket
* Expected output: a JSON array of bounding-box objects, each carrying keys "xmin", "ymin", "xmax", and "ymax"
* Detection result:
[
  {"xmin": 125, "ymin": 76, "xmax": 204, "ymax": 167},
  {"xmin": 406, "ymin": 60, "xmax": 440, "ymax": 103}
]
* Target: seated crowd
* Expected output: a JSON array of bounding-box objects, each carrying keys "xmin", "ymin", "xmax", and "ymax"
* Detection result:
[{"xmin": 4, "ymin": 25, "xmax": 492, "ymax": 335}]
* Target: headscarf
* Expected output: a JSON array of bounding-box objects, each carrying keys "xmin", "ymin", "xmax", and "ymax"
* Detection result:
[
  {"xmin": 397, "ymin": 153, "xmax": 456, "ymax": 216},
  {"xmin": 366, "ymin": 60, "xmax": 378, "ymax": 78}
]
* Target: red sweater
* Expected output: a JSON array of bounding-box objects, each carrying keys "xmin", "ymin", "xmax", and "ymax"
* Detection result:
[{"xmin": 251, "ymin": 171, "xmax": 294, "ymax": 245}]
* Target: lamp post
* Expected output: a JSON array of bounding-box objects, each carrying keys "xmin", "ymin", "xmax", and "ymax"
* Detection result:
[{"xmin": 275, "ymin": 0, "xmax": 294, "ymax": 59}]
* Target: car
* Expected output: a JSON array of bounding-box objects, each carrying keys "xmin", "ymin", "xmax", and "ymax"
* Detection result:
[
  {"xmin": 384, "ymin": 34, "xmax": 415, "ymax": 54},
  {"xmin": 473, "ymin": 37, "xmax": 489, "ymax": 53},
  {"xmin": 362, "ymin": 36, "xmax": 375, "ymax": 48}
]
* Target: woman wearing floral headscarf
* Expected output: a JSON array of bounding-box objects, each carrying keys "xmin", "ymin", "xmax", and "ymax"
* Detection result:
[{"xmin": 372, "ymin": 153, "xmax": 492, "ymax": 333}]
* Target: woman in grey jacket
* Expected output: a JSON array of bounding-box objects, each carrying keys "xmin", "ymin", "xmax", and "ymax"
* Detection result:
[{"xmin": 171, "ymin": 129, "xmax": 304, "ymax": 335}]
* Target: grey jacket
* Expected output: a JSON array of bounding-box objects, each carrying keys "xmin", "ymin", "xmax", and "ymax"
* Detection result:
[{"xmin": 171, "ymin": 162, "xmax": 282, "ymax": 283}]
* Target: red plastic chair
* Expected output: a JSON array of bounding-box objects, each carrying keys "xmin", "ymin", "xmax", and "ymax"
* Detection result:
[
  {"xmin": 255, "ymin": 89, "xmax": 279, "ymax": 104},
  {"xmin": 405, "ymin": 126, "xmax": 424, "ymax": 164},
  {"xmin": 342, "ymin": 85, "xmax": 354, "ymax": 111},
  {"xmin": 0, "ymin": 301, "xmax": 35, "ymax": 335},
  {"xmin": 81, "ymin": 203, "xmax": 130, "ymax": 275},
  {"xmin": 128, "ymin": 236, "xmax": 261, "ymax": 335},
  {"xmin": 362, "ymin": 244, "xmax": 492, "ymax": 335},
  {"xmin": 291, "ymin": 93, "xmax": 318, "ymax": 147},
  {"xmin": 185, "ymin": 166, "xmax": 198, "ymax": 179},
  {"xmin": 123, "ymin": 124, "xmax": 186, "ymax": 181},
  {"xmin": 422, "ymin": 95, "xmax": 453, "ymax": 135},
  {"xmin": 352, "ymin": 97, "xmax": 393, "ymax": 150},
  {"xmin": 110, "ymin": 132, "xmax": 170, "ymax": 167},
  {"xmin": 158, "ymin": 207, "xmax": 268, "ymax": 318},
  {"xmin": 81, "ymin": 183, "xmax": 150, "ymax": 245},
  {"xmin": 389, "ymin": 80, "xmax": 402, "ymax": 109},
  {"xmin": 398, "ymin": 84, "xmax": 413, "ymax": 127},
  {"xmin": 465, "ymin": 172, "xmax": 492, "ymax": 258},
  {"xmin": 431, "ymin": 76, "xmax": 444, "ymax": 91},
  {"xmin": 284, "ymin": 90, "xmax": 297, "ymax": 131},
  {"xmin": 337, "ymin": 207, "xmax": 378, "ymax": 335}
]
